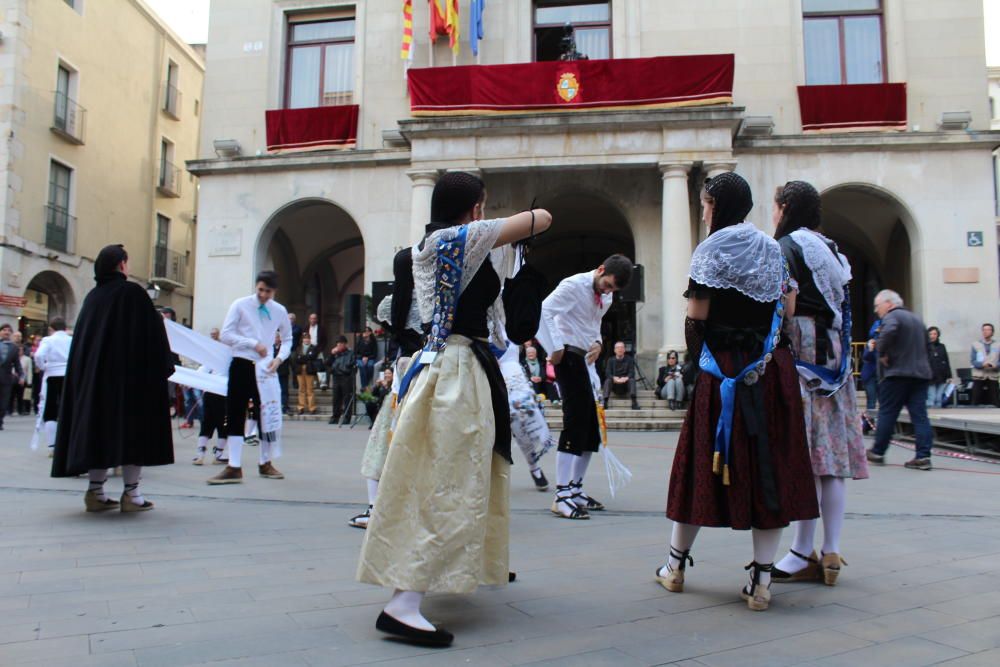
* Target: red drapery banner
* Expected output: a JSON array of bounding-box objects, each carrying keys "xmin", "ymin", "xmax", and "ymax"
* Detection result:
[
  {"xmin": 265, "ymin": 105, "xmax": 360, "ymax": 152},
  {"xmin": 797, "ymin": 83, "xmax": 907, "ymax": 133},
  {"xmin": 407, "ymin": 54, "xmax": 734, "ymax": 116}
]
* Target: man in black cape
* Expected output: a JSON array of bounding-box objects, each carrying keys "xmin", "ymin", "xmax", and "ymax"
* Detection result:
[{"xmin": 51, "ymin": 244, "xmax": 175, "ymax": 512}]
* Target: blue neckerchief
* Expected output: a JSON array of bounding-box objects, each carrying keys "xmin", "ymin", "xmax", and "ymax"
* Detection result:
[
  {"xmin": 794, "ymin": 289, "xmax": 853, "ymax": 396},
  {"xmin": 258, "ymin": 302, "xmax": 271, "ymax": 321},
  {"xmin": 698, "ymin": 286, "xmax": 786, "ymax": 486},
  {"xmin": 398, "ymin": 225, "xmax": 468, "ymax": 401}
]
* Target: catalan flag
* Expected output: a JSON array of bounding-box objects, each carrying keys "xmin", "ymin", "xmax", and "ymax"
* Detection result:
[{"xmin": 401, "ymin": 0, "xmax": 413, "ymax": 60}]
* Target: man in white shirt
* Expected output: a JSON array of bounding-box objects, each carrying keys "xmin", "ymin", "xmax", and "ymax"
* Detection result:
[
  {"xmin": 33, "ymin": 317, "xmax": 72, "ymax": 455},
  {"xmin": 537, "ymin": 255, "xmax": 633, "ymax": 520},
  {"xmin": 209, "ymin": 271, "xmax": 292, "ymax": 485}
]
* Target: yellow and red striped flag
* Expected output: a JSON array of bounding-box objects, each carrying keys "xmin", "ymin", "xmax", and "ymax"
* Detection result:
[
  {"xmin": 401, "ymin": 0, "xmax": 414, "ymax": 60},
  {"xmin": 444, "ymin": 0, "xmax": 460, "ymax": 55}
]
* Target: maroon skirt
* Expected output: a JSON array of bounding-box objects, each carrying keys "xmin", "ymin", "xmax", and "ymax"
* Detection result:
[{"xmin": 666, "ymin": 347, "xmax": 819, "ymax": 530}]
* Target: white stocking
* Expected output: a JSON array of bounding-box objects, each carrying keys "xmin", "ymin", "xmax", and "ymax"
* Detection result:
[
  {"xmin": 226, "ymin": 435, "xmax": 243, "ymax": 469},
  {"xmin": 820, "ymin": 476, "xmax": 846, "ymax": 555},
  {"xmin": 197, "ymin": 436, "xmax": 209, "ymax": 453},
  {"xmin": 555, "ymin": 451, "xmax": 575, "ymax": 488},
  {"xmin": 658, "ymin": 522, "xmax": 700, "ymax": 577},
  {"xmin": 123, "ymin": 465, "xmax": 145, "ymax": 505},
  {"xmin": 384, "ymin": 590, "xmax": 433, "ymax": 631},
  {"xmin": 87, "ymin": 469, "xmax": 108, "ymax": 501},
  {"xmin": 751, "ymin": 528, "xmax": 782, "ymax": 588},
  {"xmin": 776, "ymin": 476, "xmax": 821, "ymax": 574},
  {"xmin": 571, "ymin": 451, "xmax": 592, "ymax": 486},
  {"xmin": 44, "ymin": 421, "xmax": 58, "ymax": 448},
  {"xmin": 258, "ymin": 440, "xmax": 271, "ymax": 466},
  {"xmin": 366, "ymin": 478, "xmax": 379, "ymax": 506}
]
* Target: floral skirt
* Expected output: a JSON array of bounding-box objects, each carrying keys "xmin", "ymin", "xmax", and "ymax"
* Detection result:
[
  {"xmin": 356, "ymin": 337, "xmax": 510, "ymax": 594},
  {"xmin": 788, "ymin": 316, "xmax": 869, "ymax": 480},
  {"xmin": 666, "ymin": 347, "xmax": 819, "ymax": 530}
]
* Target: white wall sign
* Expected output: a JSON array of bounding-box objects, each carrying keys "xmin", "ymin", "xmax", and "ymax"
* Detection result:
[{"xmin": 208, "ymin": 227, "xmax": 242, "ymax": 257}]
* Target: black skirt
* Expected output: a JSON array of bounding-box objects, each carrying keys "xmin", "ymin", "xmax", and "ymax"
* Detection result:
[
  {"xmin": 554, "ymin": 349, "xmax": 602, "ymax": 454},
  {"xmin": 43, "ymin": 376, "xmax": 64, "ymax": 422}
]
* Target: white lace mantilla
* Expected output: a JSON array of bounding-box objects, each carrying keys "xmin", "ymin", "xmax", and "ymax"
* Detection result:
[
  {"xmin": 688, "ymin": 222, "xmax": 785, "ymax": 302},
  {"xmin": 790, "ymin": 229, "xmax": 851, "ymax": 330},
  {"xmin": 412, "ymin": 218, "xmax": 511, "ymax": 348},
  {"xmin": 375, "ymin": 294, "xmax": 421, "ymax": 334}
]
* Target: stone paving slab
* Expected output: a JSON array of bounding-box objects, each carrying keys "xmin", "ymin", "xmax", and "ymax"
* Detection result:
[{"xmin": 0, "ymin": 415, "xmax": 997, "ymax": 665}]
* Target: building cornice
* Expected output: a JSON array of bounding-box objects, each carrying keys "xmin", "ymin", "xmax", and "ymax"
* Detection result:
[
  {"xmin": 131, "ymin": 0, "xmax": 207, "ymax": 70},
  {"xmin": 398, "ymin": 106, "xmax": 747, "ymax": 140},
  {"xmin": 186, "ymin": 148, "xmax": 412, "ymax": 176},
  {"xmin": 735, "ymin": 130, "xmax": 1000, "ymax": 154}
]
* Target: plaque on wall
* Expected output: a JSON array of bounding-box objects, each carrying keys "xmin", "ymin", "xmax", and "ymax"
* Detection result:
[{"xmin": 208, "ymin": 227, "xmax": 242, "ymax": 257}]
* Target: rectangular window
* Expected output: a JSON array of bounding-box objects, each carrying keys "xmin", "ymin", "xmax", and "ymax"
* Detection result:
[
  {"xmin": 155, "ymin": 214, "xmax": 170, "ymax": 277},
  {"xmin": 285, "ymin": 15, "xmax": 355, "ymax": 109},
  {"xmin": 46, "ymin": 161, "xmax": 72, "ymax": 252},
  {"xmin": 534, "ymin": 1, "xmax": 611, "ymax": 62},
  {"xmin": 54, "ymin": 65, "xmax": 71, "ymax": 130},
  {"xmin": 803, "ymin": 0, "xmax": 885, "ymax": 85},
  {"xmin": 158, "ymin": 139, "xmax": 180, "ymax": 196},
  {"xmin": 164, "ymin": 61, "xmax": 181, "ymax": 118}
]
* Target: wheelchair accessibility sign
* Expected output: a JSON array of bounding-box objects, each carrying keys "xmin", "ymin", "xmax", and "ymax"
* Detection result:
[{"xmin": 967, "ymin": 231, "xmax": 984, "ymax": 247}]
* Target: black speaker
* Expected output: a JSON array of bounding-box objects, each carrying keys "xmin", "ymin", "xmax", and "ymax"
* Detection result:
[
  {"xmin": 371, "ymin": 281, "xmax": 394, "ymax": 312},
  {"xmin": 344, "ymin": 294, "xmax": 363, "ymax": 333},
  {"xmin": 619, "ymin": 264, "xmax": 644, "ymax": 302}
]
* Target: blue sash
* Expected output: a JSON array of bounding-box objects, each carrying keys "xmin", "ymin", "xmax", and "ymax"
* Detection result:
[
  {"xmin": 397, "ymin": 225, "xmax": 468, "ymax": 401},
  {"xmin": 698, "ymin": 293, "xmax": 786, "ymax": 486},
  {"xmin": 794, "ymin": 290, "xmax": 853, "ymax": 396}
]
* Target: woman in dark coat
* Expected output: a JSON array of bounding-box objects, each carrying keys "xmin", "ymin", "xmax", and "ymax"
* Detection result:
[
  {"xmin": 52, "ymin": 245, "xmax": 175, "ymax": 512},
  {"xmin": 657, "ymin": 172, "xmax": 818, "ymax": 612}
]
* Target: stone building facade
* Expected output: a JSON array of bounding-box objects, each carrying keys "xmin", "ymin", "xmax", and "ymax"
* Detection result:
[
  {"xmin": 0, "ymin": 0, "xmax": 204, "ymax": 331},
  {"xmin": 190, "ymin": 0, "xmax": 999, "ymax": 370}
]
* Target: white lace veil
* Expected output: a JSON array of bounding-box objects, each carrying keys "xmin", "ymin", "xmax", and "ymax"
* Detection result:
[{"xmin": 688, "ymin": 222, "xmax": 785, "ymax": 303}]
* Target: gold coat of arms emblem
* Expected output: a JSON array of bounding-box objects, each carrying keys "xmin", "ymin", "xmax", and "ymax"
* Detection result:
[{"xmin": 557, "ymin": 73, "xmax": 580, "ymax": 102}]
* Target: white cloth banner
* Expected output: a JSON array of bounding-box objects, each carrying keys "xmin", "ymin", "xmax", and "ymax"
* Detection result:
[
  {"xmin": 169, "ymin": 366, "xmax": 229, "ymax": 397},
  {"xmin": 164, "ymin": 319, "xmax": 232, "ymax": 374}
]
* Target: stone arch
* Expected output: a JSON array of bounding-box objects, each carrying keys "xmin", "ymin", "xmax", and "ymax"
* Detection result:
[
  {"xmin": 255, "ymin": 198, "xmax": 365, "ymax": 340},
  {"xmin": 819, "ymin": 183, "xmax": 921, "ymax": 340}
]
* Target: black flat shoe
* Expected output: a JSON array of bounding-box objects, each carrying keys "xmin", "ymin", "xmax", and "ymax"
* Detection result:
[{"xmin": 375, "ymin": 611, "xmax": 453, "ymax": 647}]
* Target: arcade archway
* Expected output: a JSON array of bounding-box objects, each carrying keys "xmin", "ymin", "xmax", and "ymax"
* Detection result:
[
  {"xmin": 820, "ymin": 184, "xmax": 918, "ymax": 341},
  {"xmin": 21, "ymin": 271, "xmax": 75, "ymax": 337},
  {"xmin": 257, "ymin": 199, "xmax": 365, "ymax": 341},
  {"xmin": 526, "ymin": 190, "xmax": 636, "ymax": 355}
]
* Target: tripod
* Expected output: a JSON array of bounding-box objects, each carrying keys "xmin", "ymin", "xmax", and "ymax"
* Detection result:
[{"xmin": 634, "ymin": 358, "xmax": 653, "ymax": 391}]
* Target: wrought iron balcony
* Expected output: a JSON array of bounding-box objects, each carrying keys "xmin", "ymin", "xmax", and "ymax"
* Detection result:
[
  {"xmin": 163, "ymin": 83, "xmax": 182, "ymax": 119},
  {"xmin": 153, "ymin": 247, "xmax": 187, "ymax": 287},
  {"xmin": 44, "ymin": 205, "xmax": 74, "ymax": 253},
  {"xmin": 158, "ymin": 160, "xmax": 182, "ymax": 197},
  {"xmin": 51, "ymin": 91, "xmax": 86, "ymax": 144}
]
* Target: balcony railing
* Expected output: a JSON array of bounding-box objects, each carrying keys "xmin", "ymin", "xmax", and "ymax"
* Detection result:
[
  {"xmin": 45, "ymin": 205, "xmax": 73, "ymax": 253},
  {"xmin": 158, "ymin": 160, "xmax": 182, "ymax": 197},
  {"xmin": 51, "ymin": 91, "xmax": 86, "ymax": 144},
  {"xmin": 153, "ymin": 247, "xmax": 187, "ymax": 286},
  {"xmin": 163, "ymin": 83, "xmax": 182, "ymax": 119}
]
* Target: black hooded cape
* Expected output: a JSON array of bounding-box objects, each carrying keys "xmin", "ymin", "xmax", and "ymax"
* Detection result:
[{"xmin": 51, "ymin": 273, "xmax": 175, "ymax": 476}]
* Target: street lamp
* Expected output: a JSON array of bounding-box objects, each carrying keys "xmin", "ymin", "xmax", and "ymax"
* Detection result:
[{"xmin": 145, "ymin": 281, "xmax": 160, "ymax": 302}]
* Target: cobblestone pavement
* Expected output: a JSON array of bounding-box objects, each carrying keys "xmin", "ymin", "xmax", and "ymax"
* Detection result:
[{"xmin": 0, "ymin": 414, "xmax": 998, "ymax": 666}]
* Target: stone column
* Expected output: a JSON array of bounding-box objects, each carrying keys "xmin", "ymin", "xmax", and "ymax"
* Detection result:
[
  {"xmin": 407, "ymin": 169, "xmax": 439, "ymax": 245},
  {"xmin": 659, "ymin": 161, "xmax": 693, "ymax": 352}
]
